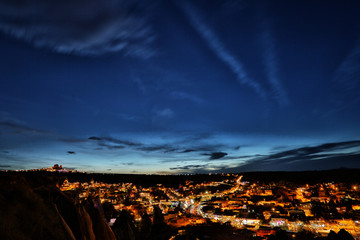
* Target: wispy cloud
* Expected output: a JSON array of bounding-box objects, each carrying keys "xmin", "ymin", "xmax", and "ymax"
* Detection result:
[
  {"xmin": 116, "ymin": 113, "xmax": 139, "ymax": 121},
  {"xmin": 137, "ymin": 144, "xmax": 177, "ymax": 153},
  {"xmin": 0, "ymin": 165, "xmax": 12, "ymax": 169},
  {"xmin": 202, "ymin": 152, "xmax": 228, "ymax": 160},
  {"xmin": 172, "ymin": 140, "xmax": 360, "ymax": 173},
  {"xmin": 59, "ymin": 137, "xmax": 88, "ymax": 144},
  {"xmin": 87, "ymin": 134, "xmax": 230, "ymax": 158},
  {"xmin": 89, "ymin": 135, "xmax": 179, "ymax": 153},
  {"xmin": 178, "ymin": 143, "xmax": 226, "ymax": 155},
  {"xmin": 333, "ymin": 38, "xmax": 360, "ymax": 90},
  {"xmin": 88, "ymin": 136, "xmax": 102, "ymax": 141},
  {"xmin": 169, "ymin": 91, "xmax": 204, "ymax": 104},
  {"xmin": 132, "ymin": 76, "xmax": 147, "ymax": 94},
  {"xmin": 229, "ymin": 140, "xmax": 360, "ymax": 172},
  {"xmin": 170, "ymin": 164, "xmax": 208, "ymax": 171},
  {"xmin": 0, "ymin": 119, "xmax": 49, "ymax": 135},
  {"xmin": 0, "ymin": 0, "xmax": 156, "ymax": 58},
  {"xmin": 88, "ymin": 136, "xmax": 141, "ymax": 151},
  {"xmin": 261, "ymin": 20, "xmax": 290, "ymax": 107},
  {"xmin": 169, "ymin": 163, "xmax": 233, "ymax": 174},
  {"xmin": 0, "ymin": 152, "xmax": 44, "ymax": 170},
  {"xmin": 177, "ymin": 2, "xmax": 266, "ymax": 99},
  {"xmin": 122, "ymin": 162, "xmax": 134, "ymax": 166},
  {"xmin": 154, "ymin": 108, "xmax": 174, "ymax": 119}
]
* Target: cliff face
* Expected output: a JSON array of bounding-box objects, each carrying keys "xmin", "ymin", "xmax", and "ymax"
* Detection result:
[
  {"xmin": 82, "ymin": 198, "xmax": 116, "ymax": 240},
  {"xmin": 0, "ymin": 173, "xmax": 116, "ymax": 240},
  {"xmin": 78, "ymin": 205, "xmax": 96, "ymax": 240}
]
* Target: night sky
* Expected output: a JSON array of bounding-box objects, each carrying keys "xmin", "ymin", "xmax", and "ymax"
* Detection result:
[{"xmin": 1, "ymin": 0, "xmax": 360, "ymax": 174}]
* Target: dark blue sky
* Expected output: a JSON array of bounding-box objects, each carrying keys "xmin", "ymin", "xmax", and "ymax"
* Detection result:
[{"xmin": 0, "ymin": 0, "xmax": 360, "ymax": 173}]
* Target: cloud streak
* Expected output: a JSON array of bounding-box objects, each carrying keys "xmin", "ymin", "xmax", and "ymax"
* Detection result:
[
  {"xmin": 203, "ymin": 152, "xmax": 228, "ymax": 160},
  {"xmin": 178, "ymin": 2, "xmax": 266, "ymax": 99},
  {"xmin": 0, "ymin": 0, "xmax": 155, "ymax": 57},
  {"xmin": 170, "ymin": 164, "xmax": 208, "ymax": 171},
  {"xmin": 88, "ymin": 136, "xmax": 141, "ymax": 150},
  {"xmin": 176, "ymin": 140, "xmax": 360, "ymax": 174},
  {"xmin": 229, "ymin": 140, "xmax": 360, "ymax": 172},
  {"xmin": 261, "ymin": 20, "xmax": 289, "ymax": 106},
  {"xmin": 89, "ymin": 135, "xmax": 178, "ymax": 153},
  {"xmin": 333, "ymin": 38, "xmax": 360, "ymax": 90},
  {"xmin": 169, "ymin": 91, "xmax": 204, "ymax": 104},
  {"xmin": 87, "ymin": 135, "xmax": 230, "ymax": 158},
  {"xmin": 0, "ymin": 120, "xmax": 49, "ymax": 135},
  {"xmin": 154, "ymin": 108, "xmax": 174, "ymax": 119}
]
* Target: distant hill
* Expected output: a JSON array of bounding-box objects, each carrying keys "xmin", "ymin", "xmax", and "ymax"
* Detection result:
[
  {"xmin": 240, "ymin": 168, "xmax": 360, "ymax": 184},
  {"xmin": 2, "ymin": 168, "xmax": 360, "ymax": 187}
]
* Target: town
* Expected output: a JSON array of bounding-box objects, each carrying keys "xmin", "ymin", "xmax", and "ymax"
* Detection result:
[{"xmin": 59, "ymin": 169, "xmax": 360, "ymax": 239}]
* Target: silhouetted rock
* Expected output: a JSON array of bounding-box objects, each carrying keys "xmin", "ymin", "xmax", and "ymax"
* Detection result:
[
  {"xmin": 103, "ymin": 201, "xmax": 116, "ymax": 222},
  {"xmin": 78, "ymin": 205, "xmax": 96, "ymax": 240},
  {"xmin": 139, "ymin": 212, "xmax": 152, "ymax": 239},
  {"xmin": 0, "ymin": 172, "xmax": 116, "ymax": 240},
  {"xmin": 327, "ymin": 230, "xmax": 338, "ymax": 240},
  {"xmin": 338, "ymin": 229, "xmax": 354, "ymax": 240},
  {"xmin": 153, "ymin": 205, "xmax": 165, "ymax": 227},
  {"xmin": 83, "ymin": 198, "xmax": 116, "ymax": 240},
  {"xmin": 0, "ymin": 174, "xmax": 76, "ymax": 240},
  {"xmin": 327, "ymin": 229, "xmax": 355, "ymax": 240},
  {"xmin": 112, "ymin": 210, "xmax": 137, "ymax": 240}
]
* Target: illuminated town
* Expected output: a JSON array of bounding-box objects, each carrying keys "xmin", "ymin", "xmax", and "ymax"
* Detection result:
[{"xmin": 58, "ymin": 168, "xmax": 360, "ymax": 239}]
